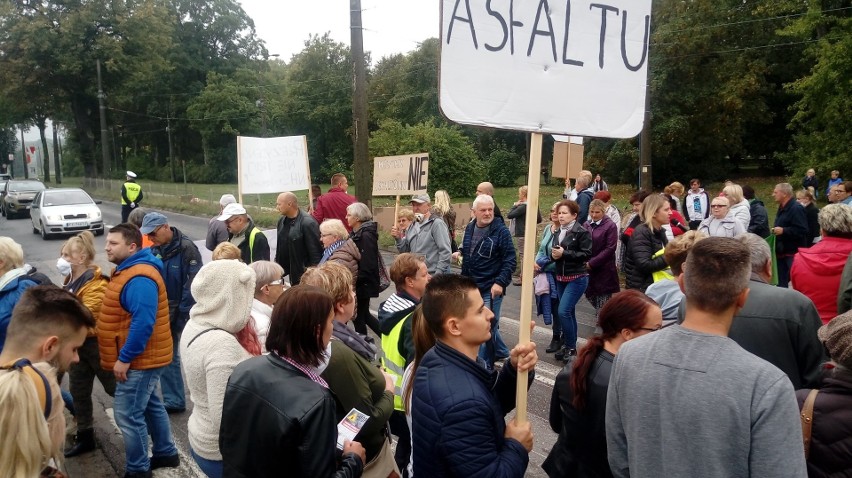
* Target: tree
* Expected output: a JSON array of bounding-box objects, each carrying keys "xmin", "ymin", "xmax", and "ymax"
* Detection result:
[{"xmin": 370, "ymin": 120, "xmax": 483, "ymax": 197}]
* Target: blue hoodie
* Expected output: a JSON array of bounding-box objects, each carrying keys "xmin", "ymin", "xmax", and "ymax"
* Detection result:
[
  {"xmin": 0, "ymin": 274, "xmax": 36, "ymax": 352},
  {"xmin": 115, "ymin": 248, "xmax": 166, "ymax": 364}
]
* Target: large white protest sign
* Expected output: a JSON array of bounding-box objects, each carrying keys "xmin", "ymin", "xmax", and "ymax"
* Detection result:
[
  {"xmin": 372, "ymin": 154, "xmax": 429, "ymax": 196},
  {"xmin": 440, "ymin": 0, "xmax": 652, "ymax": 138},
  {"xmin": 237, "ymin": 136, "xmax": 311, "ymax": 194}
]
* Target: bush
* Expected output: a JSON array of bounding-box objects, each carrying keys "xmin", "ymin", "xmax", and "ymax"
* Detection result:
[
  {"xmin": 370, "ymin": 120, "xmax": 483, "ymax": 197},
  {"xmin": 485, "ymin": 146, "xmax": 525, "ymax": 187}
]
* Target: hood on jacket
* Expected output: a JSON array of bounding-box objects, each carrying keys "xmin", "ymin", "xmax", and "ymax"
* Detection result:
[
  {"xmin": 115, "ymin": 248, "xmax": 164, "ymax": 274},
  {"xmin": 730, "ymin": 199, "xmax": 750, "ymax": 211},
  {"xmin": 190, "ymin": 260, "xmax": 256, "ymax": 333},
  {"xmin": 153, "ymin": 226, "xmax": 190, "ymax": 261},
  {"xmin": 750, "ymin": 198, "xmax": 765, "ymax": 206},
  {"xmin": 353, "ymin": 220, "xmax": 378, "ymax": 237}
]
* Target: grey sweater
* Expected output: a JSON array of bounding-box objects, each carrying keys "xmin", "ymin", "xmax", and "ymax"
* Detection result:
[{"xmin": 606, "ymin": 325, "xmax": 807, "ymax": 478}]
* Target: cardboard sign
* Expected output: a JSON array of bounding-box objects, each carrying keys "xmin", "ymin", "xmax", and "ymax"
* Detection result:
[
  {"xmin": 237, "ymin": 136, "xmax": 311, "ymax": 194},
  {"xmin": 552, "ymin": 135, "xmax": 584, "ymax": 179},
  {"xmin": 440, "ymin": 0, "xmax": 652, "ymax": 138},
  {"xmin": 372, "ymin": 153, "xmax": 429, "ymax": 196}
]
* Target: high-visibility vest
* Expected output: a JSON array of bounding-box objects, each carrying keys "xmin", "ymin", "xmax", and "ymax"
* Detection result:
[
  {"xmin": 381, "ymin": 313, "xmax": 410, "ymax": 411},
  {"xmin": 248, "ymin": 227, "xmax": 260, "ymax": 263},
  {"xmin": 651, "ymin": 248, "xmax": 674, "ymax": 282},
  {"xmin": 122, "ymin": 182, "xmax": 142, "ymax": 204}
]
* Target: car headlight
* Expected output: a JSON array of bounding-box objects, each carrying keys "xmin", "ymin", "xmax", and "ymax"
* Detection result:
[
  {"xmin": 46, "ymin": 215, "xmax": 62, "ymax": 222},
  {"xmin": 93, "ymin": 210, "xmax": 101, "ymax": 219}
]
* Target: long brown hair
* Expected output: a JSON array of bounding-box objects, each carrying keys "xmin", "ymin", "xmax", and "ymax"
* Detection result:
[
  {"xmin": 570, "ymin": 290, "xmax": 658, "ymax": 410},
  {"xmin": 402, "ymin": 305, "xmax": 435, "ymax": 410}
]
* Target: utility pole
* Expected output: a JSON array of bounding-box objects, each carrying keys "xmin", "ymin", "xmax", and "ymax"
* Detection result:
[
  {"xmin": 350, "ymin": 0, "xmax": 370, "ymax": 206},
  {"xmin": 97, "ymin": 60, "xmax": 111, "ymax": 178},
  {"xmin": 639, "ymin": 82, "xmax": 652, "ymax": 190},
  {"xmin": 53, "ymin": 122, "xmax": 61, "ymax": 184},
  {"xmin": 167, "ymin": 118, "xmax": 176, "ymax": 183}
]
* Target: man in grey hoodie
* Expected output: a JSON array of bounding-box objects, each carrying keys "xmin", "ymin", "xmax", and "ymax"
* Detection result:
[
  {"xmin": 391, "ymin": 194, "xmax": 451, "ymax": 275},
  {"xmin": 606, "ymin": 238, "xmax": 806, "ymax": 478}
]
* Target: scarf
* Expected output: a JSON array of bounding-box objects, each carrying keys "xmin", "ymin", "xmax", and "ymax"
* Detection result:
[
  {"xmin": 332, "ymin": 320, "xmax": 377, "ymax": 361},
  {"xmin": 0, "ymin": 267, "xmax": 26, "ymax": 290},
  {"xmin": 321, "ymin": 239, "xmax": 346, "ymax": 264},
  {"xmin": 558, "ymin": 220, "xmax": 576, "ymax": 243}
]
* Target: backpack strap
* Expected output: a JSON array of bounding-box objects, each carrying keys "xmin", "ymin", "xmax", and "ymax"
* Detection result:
[
  {"xmin": 187, "ymin": 327, "xmax": 225, "ymax": 348},
  {"xmin": 1, "ymin": 358, "xmax": 52, "ymax": 420},
  {"xmin": 801, "ymin": 388, "xmax": 819, "ymax": 459}
]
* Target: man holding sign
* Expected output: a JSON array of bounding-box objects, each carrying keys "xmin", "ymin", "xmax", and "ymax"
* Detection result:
[{"xmin": 412, "ymin": 273, "xmax": 536, "ymax": 478}]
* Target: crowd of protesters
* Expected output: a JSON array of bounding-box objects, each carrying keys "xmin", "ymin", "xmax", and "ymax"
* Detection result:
[{"xmin": 1, "ymin": 170, "xmax": 851, "ymax": 478}]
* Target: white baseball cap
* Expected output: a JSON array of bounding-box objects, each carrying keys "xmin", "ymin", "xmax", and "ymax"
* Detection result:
[
  {"xmin": 126, "ymin": 171, "xmax": 137, "ymax": 178},
  {"xmin": 217, "ymin": 203, "xmax": 247, "ymax": 221}
]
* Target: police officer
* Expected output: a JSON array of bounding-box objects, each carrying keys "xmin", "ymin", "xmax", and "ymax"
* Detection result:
[{"xmin": 121, "ymin": 171, "xmax": 143, "ymax": 223}]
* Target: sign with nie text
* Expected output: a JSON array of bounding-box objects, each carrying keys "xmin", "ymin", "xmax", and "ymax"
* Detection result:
[
  {"xmin": 372, "ymin": 154, "xmax": 429, "ymax": 196},
  {"xmin": 440, "ymin": 0, "xmax": 653, "ymax": 138}
]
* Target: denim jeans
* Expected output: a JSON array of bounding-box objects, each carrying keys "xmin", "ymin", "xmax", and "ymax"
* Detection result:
[
  {"xmin": 556, "ymin": 276, "xmax": 589, "ymax": 350},
  {"xmin": 191, "ymin": 448, "xmax": 223, "ymax": 478},
  {"xmin": 160, "ymin": 325, "xmax": 186, "ymax": 411},
  {"xmin": 114, "ymin": 367, "xmax": 178, "ymax": 473},
  {"xmin": 478, "ymin": 290, "xmax": 510, "ymax": 369}
]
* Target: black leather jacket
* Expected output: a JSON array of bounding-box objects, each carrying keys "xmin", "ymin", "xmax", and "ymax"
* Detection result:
[
  {"xmin": 220, "ymin": 354, "xmax": 364, "ymax": 478},
  {"xmin": 623, "ymin": 223, "xmax": 668, "ymax": 292},
  {"xmin": 550, "ymin": 222, "xmax": 592, "ymax": 277}
]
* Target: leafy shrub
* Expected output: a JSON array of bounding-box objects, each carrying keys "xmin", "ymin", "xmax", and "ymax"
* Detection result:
[{"xmin": 485, "ymin": 146, "xmax": 525, "ymax": 187}]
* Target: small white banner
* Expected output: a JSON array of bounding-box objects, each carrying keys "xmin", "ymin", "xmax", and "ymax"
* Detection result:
[{"xmin": 237, "ymin": 136, "xmax": 311, "ymax": 194}]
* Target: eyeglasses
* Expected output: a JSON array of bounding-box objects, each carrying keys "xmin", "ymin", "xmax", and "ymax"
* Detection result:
[
  {"xmin": 266, "ymin": 279, "xmax": 284, "ymax": 288},
  {"xmin": 638, "ymin": 325, "xmax": 663, "ymax": 332},
  {"xmin": 710, "ymin": 204, "xmax": 728, "ymax": 208},
  {"xmin": 146, "ymin": 225, "xmax": 163, "ymax": 237}
]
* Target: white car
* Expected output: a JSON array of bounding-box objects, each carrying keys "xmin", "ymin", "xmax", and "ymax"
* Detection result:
[{"xmin": 30, "ymin": 188, "xmax": 104, "ymax": 239}]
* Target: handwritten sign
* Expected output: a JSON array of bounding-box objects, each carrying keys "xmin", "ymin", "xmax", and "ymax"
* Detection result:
[
  {"xmin": 372, "ymin": 153, "xmax": 429, "ymax": 196},
  {"xmin": 440, "ymin": 0, "xmax": 652, "ymax": 138},
  {"xmin": 237, "ymin": 136, "xmax": 311, "ymax": 194}
]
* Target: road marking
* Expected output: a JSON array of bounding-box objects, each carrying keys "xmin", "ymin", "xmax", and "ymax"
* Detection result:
[{"xmin": 105, "ymin": 407, "xmax": 204, "ymax": 477}]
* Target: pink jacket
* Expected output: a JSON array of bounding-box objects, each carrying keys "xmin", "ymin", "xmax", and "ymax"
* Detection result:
[{"xmin": 311, "ymin": 188, "xmax": 356, "ymax": 231}]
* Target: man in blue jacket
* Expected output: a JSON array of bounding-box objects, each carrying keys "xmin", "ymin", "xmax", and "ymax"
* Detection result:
[
  {"xmin": 771, "ymin": 183, "xmax": 808, "ymax": 288},
  {"xmin": 141, "ymin": 212, "xmax": 201, "ymax": 413},
  {"xmin": 453, "ymin": 194, "xmax": 516, "ymax": 369},
  {"xmin": 412, "ymin": 273, "xmax": 537, "ymax": 478}
]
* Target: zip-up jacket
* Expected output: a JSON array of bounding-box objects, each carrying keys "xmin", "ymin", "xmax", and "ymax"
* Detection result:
[
  {"xmin": 151, "ymin": 227, "xmax": 201, "ymax": 326},
  {"xmin": 460, "ymin": 217, "xmax": 516, "ymax": 292}
]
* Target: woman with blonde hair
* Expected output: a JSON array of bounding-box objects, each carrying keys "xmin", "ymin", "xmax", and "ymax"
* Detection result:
[
  {"xmin": 0, "ymin": 237, "xmax": 36, "ymax": 352},
  {"xmin": 302, "ymin": 262, "xmax": 396, "ymax": 477},
  {"xmin": 431, "ymin": 190, "xmax": 457, "ymax": 252},
  {"xmin": 59, "ymin": 231, "xmax": 116, "ymax": 458},
  {"xmin": 722, "ymin": 183, "xmax": 751, "ymax": 231},
  {"xmin": 320, "ymin": 219, "xmax": 360, "ymax": 283},
  {"xmin": 622, "ymin": 194, "xmax": 670, "ymax": 292},
  {"xmin": 0, "ymin": 361, "xmax": 61, "ymax": 478},
  {"xmin": 212, "ymin": 242, "xmax": 242, "ymax": 261}
]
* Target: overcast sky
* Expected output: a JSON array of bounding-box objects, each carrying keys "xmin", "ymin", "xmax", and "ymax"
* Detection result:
[{"xmin": 239, "ymin": 0, "xmax": 440, "ymax": 62}]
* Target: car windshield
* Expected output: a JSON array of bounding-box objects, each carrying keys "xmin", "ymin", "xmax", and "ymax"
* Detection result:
[
  {"xmin": 43, "ymin": 190, "xmax": 93, "ymax": 206},
  {"xmin": 8, "ymin": 181, "xmax": 46, "ymax": 192}
]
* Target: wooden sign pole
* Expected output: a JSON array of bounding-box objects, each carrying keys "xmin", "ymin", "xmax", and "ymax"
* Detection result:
[
  {"xmin": 393, "ymin": 195, "xmax": 401, "ymax": 224},
  {"xmin": 516, "ymin": 132, "xmax": 543, "ymax": 423},
  {"xmin": 236, "ymin": 136, "xmax": 243, "ymax": 205}
]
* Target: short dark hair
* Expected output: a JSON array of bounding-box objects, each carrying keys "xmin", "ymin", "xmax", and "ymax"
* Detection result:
[
  {"xmin": 6, "ymin": 286, "xmax": 94, "ymax": 344},
  {"xmin": 629, "ymin": 190, "xmax": 650, "ymax": 205},
  {"xmin": 742, "ymin": 185, "xmax": 755, "ymax": 200},
  {"xmin": 556, "ymin": 199, "xmax": 580, "ymax": 216},
  {"xmin": 266, "ymin": 285, "xmax": 334, "ymax": 367},
  {"xmin": 683, "ymin": 238, "xmax": 751, "ymax": 314},
  {"xmin": 421, "ymin": 274, "xmax": 478, "ymax": 339},
  {"xmin": 108, "ymin": 223, "xmax": 142, "ymax": 249}
]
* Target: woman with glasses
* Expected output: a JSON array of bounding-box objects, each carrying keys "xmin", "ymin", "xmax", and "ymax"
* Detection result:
[
  {"xmin": 697, "ymin": 197, "xmax": 745, "ymax": 238},
  {"xmin": 543, "ymin": 290, "xmax": 662, "ymax": 478},
  {"xmin": 248, "ymin": 261, "xmax": 286, "ymax": 353},
  {"xmin": 319, "ymin": 219, "xmax": 360, "ymax": 284},
  {"xmin": 536, "ymin": 202, "xmax": 563, "ymax": 354},
  {"xmin": 180, "ymin": 259, "xmax": 257, "ymax": 477}
]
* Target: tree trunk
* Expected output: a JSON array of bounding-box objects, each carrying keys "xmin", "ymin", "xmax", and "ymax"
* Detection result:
[
  {"xmin": 37, "ymin": 117, "xmax": 51, "ymax": 182},
  {"xmin": 71, "ymin": 94, "xmax": 97, "ymax": 177},
  {"xmin": 52, "ymin": 123, "xmax": 61, "ymax": 184}
]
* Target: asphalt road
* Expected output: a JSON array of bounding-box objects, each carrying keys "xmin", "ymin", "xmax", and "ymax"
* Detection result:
[{"xmin": 1, "ymin": 200, "xmax": 601, "ymax": 477}]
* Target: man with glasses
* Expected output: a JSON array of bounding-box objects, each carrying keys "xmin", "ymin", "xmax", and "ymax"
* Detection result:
[
  {"xmin": 607, "ymin": 238, "xmax": 806, "ymax": 477},
  {"xmin": 217, "ymin": 202, "xmax": 270, "ymax": 264},
  {"xmin": 140, "ymin": 212, "xmax": 201, "ymax": 414},
  {"xmin": 682, "ymin": 178, "xmax": 710, "ymax": 230},
  {"xmin": 696, "ymin": 197, "xmax": 745, "ymax": 238},
  {"xmin": 274, "ymin": 192, "xmax": 322, "ymax": 285}
]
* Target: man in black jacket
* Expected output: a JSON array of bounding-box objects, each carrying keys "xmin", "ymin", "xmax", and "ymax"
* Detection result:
[
  {"xmin": 771, "ymin": 183, "xmax": 808, "ymax": 287},
  {"xmin": 742, "ymin": 185, "xmax": 770, "ymax": 238},
  {"xmin": 274, "ymin": 192, "xmax": 322, "ymax": 285}
]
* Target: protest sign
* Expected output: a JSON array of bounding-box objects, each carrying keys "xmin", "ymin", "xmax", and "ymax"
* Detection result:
[
  {"xmin": 552, "ymin": 135, "xmax": 585, "ymax": 179},
  {"xmin": 237, "ymin": 136, "xmax": 311, "ymax": 196},
  {"xmin": 440, "ymin": 0, "xmax": 652, "ymax": 137},
  {"xmin": 372, "ymin": 153, "xmax": 429, "ymax": 196}
]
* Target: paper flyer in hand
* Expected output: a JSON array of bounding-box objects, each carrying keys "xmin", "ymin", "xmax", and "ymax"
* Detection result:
[{"xmin": 336, "ymin": 408, "xmax": 369, "ymax": 450}]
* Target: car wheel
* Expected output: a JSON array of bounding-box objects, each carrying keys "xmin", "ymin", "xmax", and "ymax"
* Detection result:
[
  {"xmin": 95, "ymin": 227, "xmax": 104, "ymax": 236},
  {"xmin": 32, "ymin": 223, "xmax": 38, "ymax": 234},
  {"xmin": 40, "ymin": 221, "xmax": 51, "ymax": 240},
  {"xmin": 1, "ymin": 204, "xmax": 5, "ymax": 217}
]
